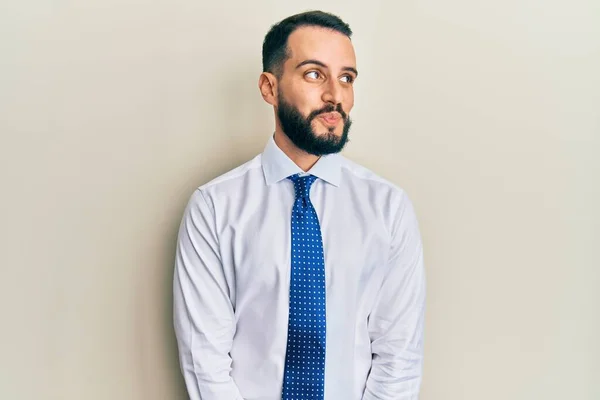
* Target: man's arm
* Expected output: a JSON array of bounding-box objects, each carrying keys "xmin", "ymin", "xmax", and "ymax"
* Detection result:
[
  {"xmin": 362, "ymin": 192, "xmax": 427, "ymax": 400},
  {"xmin": 173, "ymin": 189, "xmax": 244, "ymax": 400}
]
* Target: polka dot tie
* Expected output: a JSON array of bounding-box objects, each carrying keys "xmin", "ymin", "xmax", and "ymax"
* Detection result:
[{"xmin": 282, "ymin": 173, "xmax": 327, "ymax": 400}]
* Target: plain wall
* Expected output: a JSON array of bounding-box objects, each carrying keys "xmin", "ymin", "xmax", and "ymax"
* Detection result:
[{"xmin": 1, "ymin": 1, "xmax": 598, "ymax": 399}]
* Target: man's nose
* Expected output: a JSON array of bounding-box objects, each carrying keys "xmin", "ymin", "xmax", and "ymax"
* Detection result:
[{"xmin": 322, "ymin": 78, "xmax": 342, "ymax": 105}]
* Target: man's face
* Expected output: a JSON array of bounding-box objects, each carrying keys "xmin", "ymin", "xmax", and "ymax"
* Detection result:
[{"xmin": 276, "ymin": 26, "xmax": 357, "ymax": 156}]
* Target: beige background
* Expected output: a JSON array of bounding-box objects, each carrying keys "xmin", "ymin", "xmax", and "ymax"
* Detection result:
[{"xmin": 1, "ymin": 1, "xmax": 599, "ymax": 399}]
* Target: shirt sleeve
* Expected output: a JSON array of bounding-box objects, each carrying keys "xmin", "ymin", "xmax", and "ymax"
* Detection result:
[
  {"xmin": 362, "ymin": 192, "xmax": 427, "ymax": 400},
  {"xmin": 173, "ymin": 189, "xmax": 244, "ymax": 400}
]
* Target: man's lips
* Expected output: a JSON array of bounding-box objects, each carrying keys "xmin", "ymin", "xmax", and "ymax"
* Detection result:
[{"xmin": 318, "ymin": 112, "xmax": 342, "ymax": 125}]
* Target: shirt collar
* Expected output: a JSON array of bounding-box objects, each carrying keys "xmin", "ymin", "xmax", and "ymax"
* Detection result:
[{"xmin": 261, "ymin": 134, "xmax": 342, "ymax": 187}]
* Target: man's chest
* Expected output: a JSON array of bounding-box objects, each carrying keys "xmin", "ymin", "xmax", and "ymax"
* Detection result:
[{"xmin": 216, "ymin": 191, "xmax": 391, "ymax": 309}]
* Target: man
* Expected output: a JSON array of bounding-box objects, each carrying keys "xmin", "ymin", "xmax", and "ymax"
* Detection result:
[{"xmin": 173, "ymin": 10, "xmax": 426, "ymax": 400}]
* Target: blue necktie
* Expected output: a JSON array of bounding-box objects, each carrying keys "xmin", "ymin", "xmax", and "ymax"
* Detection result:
[{"xmin": 282, "ymin": 173, "xmax": 327, "ymax": 400}]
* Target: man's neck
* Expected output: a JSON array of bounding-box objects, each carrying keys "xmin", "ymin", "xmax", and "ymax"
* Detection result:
[{"xmin": 273, "ymin": 129, "xmax": 320, "ymax": 172}]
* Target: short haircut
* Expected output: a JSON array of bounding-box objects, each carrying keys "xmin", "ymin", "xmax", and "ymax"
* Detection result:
[{"xmin": 262, "ymin": 10, "xmax": 353, "ymax": 78}]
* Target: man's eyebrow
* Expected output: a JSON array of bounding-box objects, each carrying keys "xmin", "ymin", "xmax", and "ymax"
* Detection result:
[
  {"xmin": 296, "ymin": 59, "xmax": 358, "ymax": 77},
  {"xmin": 342, "ymin": 66, "xmax": 359, "ymax": 77}
]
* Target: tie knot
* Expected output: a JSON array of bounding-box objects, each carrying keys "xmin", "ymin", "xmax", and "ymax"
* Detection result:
[{"xmin": 287, "ymin": 173, "xmax": 317, "ymax": 200}]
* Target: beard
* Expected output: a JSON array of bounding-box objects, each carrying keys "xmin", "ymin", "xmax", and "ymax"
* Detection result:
[{"xmin": 276, "ymin": 90, "xmax": 352, "ymax": 156}]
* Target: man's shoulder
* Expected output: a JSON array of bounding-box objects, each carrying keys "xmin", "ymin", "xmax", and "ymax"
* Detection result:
[
  {"xmin": 198, "ymin": 153, "xmax": 263, "ymax": 192},
  {"xmin": 339, "ymin": 155, "xmax": 420, "ymax": 233},
  {"xmin": 339, "ymin": 154, "xmax": 407, "ymax": 197}
]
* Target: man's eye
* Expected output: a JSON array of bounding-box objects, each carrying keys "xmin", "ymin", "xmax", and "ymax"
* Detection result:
[
  {"xmin": 305, "ymin": 71, "xmax": 320, "ymax": 80},
  {"xmin": 340, "ymin": 75, "xmax": 354, "ymax": 83}
]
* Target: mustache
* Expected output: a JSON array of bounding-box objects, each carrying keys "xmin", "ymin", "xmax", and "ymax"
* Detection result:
[{"xmin": 308, "ymin": 103, "xmax": 347, "ymax": 121}]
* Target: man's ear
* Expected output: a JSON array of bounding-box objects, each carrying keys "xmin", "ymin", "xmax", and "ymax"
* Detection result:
[{"xmin": 258, "ymin": 72, "xmax": 278, "ymax": 106}]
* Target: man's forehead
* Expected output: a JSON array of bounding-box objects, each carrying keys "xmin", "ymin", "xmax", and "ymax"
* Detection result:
[{"xmin": 286, "ymin": 26, "xmax": 356, "ymax": 67}]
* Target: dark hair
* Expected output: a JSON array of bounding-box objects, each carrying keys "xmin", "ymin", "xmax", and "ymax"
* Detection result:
[{"xmin": 262, "ymin": 10, "xmax": 352, "ymax": 78}]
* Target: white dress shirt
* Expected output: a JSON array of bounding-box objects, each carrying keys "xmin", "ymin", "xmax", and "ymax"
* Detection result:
[{"xmin": 173, "ymin": 135, "xmax": 426, "ymax": 400}]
